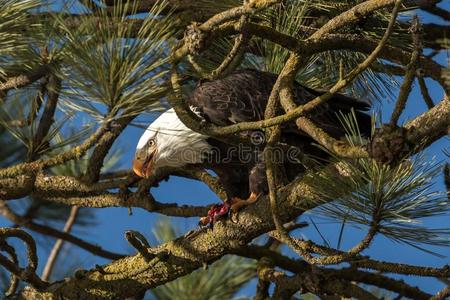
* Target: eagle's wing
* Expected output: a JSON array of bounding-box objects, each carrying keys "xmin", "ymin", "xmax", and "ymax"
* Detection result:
[
  {"xmin": 187, "ymin": 69, "xmax": 273, "ymax": 125},
  {"xmin": 187, "ymin": 69, "xmax": 371, "ymax": 138}
]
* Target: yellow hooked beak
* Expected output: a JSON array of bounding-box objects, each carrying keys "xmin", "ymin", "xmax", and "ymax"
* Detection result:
[{"xmin": 132, "ymin": 149, "xmax": 156, "ymax": 178}]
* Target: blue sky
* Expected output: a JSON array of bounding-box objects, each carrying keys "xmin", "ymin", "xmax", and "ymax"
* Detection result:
[{"xmin": 0, "ymin": 1, "xmax": 449, "ymax": 298}]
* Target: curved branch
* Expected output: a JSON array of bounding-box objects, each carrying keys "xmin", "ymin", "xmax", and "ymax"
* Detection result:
[
  {"xmin": 0, "ymin": 202, "xmax": 124, "ymax": 260},
  {"xmin": 308, "ymin": 0, "xmax": 398, "ymax": 40},
  {"xmin": 0, "ymin": 241, "xmax": 19, "ymax": 296},
  {"xmin": 0, "ymin": 228, "xmax": 48, "ymax": 290}
]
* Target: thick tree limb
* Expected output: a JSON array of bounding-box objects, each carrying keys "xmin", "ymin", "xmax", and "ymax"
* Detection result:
[{"xmin": 9, "ymin": 167, "xmax": 316, "ymax": 298}]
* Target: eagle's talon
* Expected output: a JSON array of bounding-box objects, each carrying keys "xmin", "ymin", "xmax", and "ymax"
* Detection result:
[
  {"xmin": 230, "ymin": 211, "xmax": 239, "ymax": 223},
  {"xmin": 230, "ymin": 192, "xmax": 260, "ymax": 213}
]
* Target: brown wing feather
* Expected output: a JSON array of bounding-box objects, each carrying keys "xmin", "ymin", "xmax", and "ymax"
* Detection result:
[{"xmin": 187, "ymin": 69, "xmax": 371, "ymax": 137}]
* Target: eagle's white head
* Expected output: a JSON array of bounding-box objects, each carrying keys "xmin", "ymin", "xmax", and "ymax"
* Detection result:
[{"xmin": 133, "ymin": 108, "xmax": 211, "ymax": 178}]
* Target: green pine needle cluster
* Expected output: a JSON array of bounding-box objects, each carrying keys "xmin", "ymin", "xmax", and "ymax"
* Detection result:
[
  {"xmin": 51, "ymin": 0, "xmax": 176, "ymax": 120},
  {"xmin": 0, "ymin": 0, "xmax": 43, "ymax": 78},
  {"xmin": 304, "ymin": 112, "xmax": 449, "ymax": 252}
]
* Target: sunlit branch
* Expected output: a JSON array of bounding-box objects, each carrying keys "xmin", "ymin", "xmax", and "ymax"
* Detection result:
[{"xmin": 390, "ymin": 16, "xmax": 421, "ymax": 126}]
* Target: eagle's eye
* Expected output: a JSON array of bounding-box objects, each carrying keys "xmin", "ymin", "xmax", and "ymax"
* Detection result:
[{"xmin": 148, "ymin": 139, "xmax": 156, "ymax": 147}]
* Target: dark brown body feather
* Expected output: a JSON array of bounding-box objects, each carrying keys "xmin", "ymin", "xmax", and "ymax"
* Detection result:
[{"xmin": 187, "ymin": 69, "xmax": 371, "ymax": 200}]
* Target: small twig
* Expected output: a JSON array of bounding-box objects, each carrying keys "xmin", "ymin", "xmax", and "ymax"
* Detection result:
[
  {"xmin": 82, "ymin": 115, "xmax": 135, "ymax": 184},
  {"xmin": 421, "ymin": 4, "xmax": 450, "ymax": 22},
  {"xmin": 258, "ymin": 263, "xmax": 379, "ymax": 300},
  {"xmin": 308, "ymin": 0, "xmax": 400, "ymax": 40},
  {"xmin": 296, "ymin": 116, "xmax": 369, "ymax": 158},
  {"xmin": 41, "ymin": 206, "xmax": 79, "ymax": 281},
  {"xmin": 417, "ymin": 75, "xmax": 434, "ymax": 109},
  {"xmin": 0, "ymin": 240, "xmax": 19, "ymax": 296},
  {"xmin": 444, "ymin": 163, "xmax": 449, "ymax": 202},
  {"xmin": 125, "ymin": 230, "xmax": 154, "ymax": 262},
  {"xmin": 390, "ymin": 15, "xmax": 421, "ymax": 126},
  {"xmin": 0, "ymin": 228, "xmax": 48, "ymax": 290},
  {"xmin": 0, "ymin": 65, "xmax": 50, "ymax": 92},
  {"xmin": 0, "ymin": 201, "xmax": 124, "ymax": 259},
  {"xmin": 209, "ymin": 12, "xmax": 249, "ymax": 79},
  {"xmin": 29, "ymin": 74, "xmax": 61, "ymax": 160},
  {"xmin": 188, "ymin": 15, "xmax": 249, "ymax": 80}
]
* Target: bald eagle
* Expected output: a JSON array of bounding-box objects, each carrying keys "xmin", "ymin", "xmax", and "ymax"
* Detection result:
[{"xmin": 133, "ymin": 69, "xmax": 371, "ymax": 224}]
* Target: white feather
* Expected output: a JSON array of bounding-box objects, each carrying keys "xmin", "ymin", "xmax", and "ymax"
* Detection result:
[{"xmin": 136, "ymin": 108, "xmax": 211, "ymax": 168}]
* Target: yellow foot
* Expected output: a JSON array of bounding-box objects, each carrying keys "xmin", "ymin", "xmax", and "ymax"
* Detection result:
[{"xmin": 230, "ymin": 192, "xmax": 260, "ymax": 213}]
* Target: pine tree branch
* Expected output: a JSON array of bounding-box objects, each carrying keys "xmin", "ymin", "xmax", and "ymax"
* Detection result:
[
  {"xmin": 0, "ymin": 240, "xmax": 19, "ymax": 296},
  {"xmin": 0, "ymin": 169, "xmax": 214, "ymax": 217},
  {"xmin": 390, "ymin": 16, "xmax": 421, "ymax": 126},
  {"xmin": 267, "ymin": 230, "xmax": 450, "ymax": 277},
  {"xmin": 0, "ymin": 228, "xmax": 48, "ymax": 290},
  {"xmin": 9, "ymin": 136, "xmax": 449, "ymax": 298},
  {"xmin": 308, "ymin": 0, "xmax": 401, "ymax": 40},
  {"xmin": 421, "ymin": 4, "xmax": 450, "ymax": 21},
  {"xmin": 39, "ymin": 193, "xmax": 210, "ymax": 217},
  {"xmin": 0, "ymin": 65, "xmax": 50, "ymax": 93},
  {"xmin": 417, "ymin": 75, "xmax": 435, "ymax": 109},
  {"xmin": 353, "ymin": 260, "xmax": 450, "ymax": 278},
  {"xmin": 81, "ymin": 116, "xmax": 135, "ymax": 184},
  {"xmin": 258, "ymin": 263, "xmax": 379, "ymax": 300},
  {"xmin": 41, "ymin": 206, "xmax": 79, "ymax": 281},
  {"xmin": 0, "ymin": 201, "xmax": 124, "ymax": 260},
  {"xmin": 430, "ymin": 286, "xmax": 450, "ymax": 300},
  {"xmin": 29, "ymin": 75, "xmax": 61, "ymax": 161},
  {"xmin": 0, "ymin": 123, "xmax": 110, "ymax": 179},
  {"xmin": 233, "ymin": 245, "xmax": 432, "ymax": 300}
]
